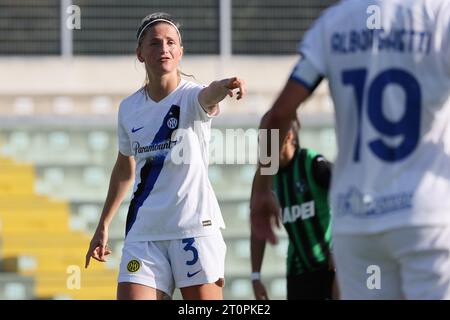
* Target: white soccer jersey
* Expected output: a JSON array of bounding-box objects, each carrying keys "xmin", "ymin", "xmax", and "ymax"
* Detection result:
[
  {"xmin": 291, "ymin": 0, "xmax": 450, "ymax": 234},
  {"xmin": 118, "ymin": 79, "xmax": 225, "ymax": 241}
]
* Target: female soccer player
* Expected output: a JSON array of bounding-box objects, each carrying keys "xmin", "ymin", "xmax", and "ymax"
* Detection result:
[{"xmin": 85, "ymin": 12, "xmax": 246, "ymax": 300}]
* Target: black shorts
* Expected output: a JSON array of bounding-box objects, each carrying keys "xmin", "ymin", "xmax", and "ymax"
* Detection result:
[{"xmin": 287, "ymin": 268, "xmax": 335, "ymax": 300}]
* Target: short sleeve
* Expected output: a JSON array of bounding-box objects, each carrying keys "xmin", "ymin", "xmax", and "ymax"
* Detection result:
[
  {"xmin": 187, "ymin": 83, "xmax": 217, "ymax": 122},
  {"xmin": 117, "ymin": 106, "xmax": 133, "ymax": 156},
  {"xmin": 298, "ymin": 14, "xmax": 327, "ymax": 76}
]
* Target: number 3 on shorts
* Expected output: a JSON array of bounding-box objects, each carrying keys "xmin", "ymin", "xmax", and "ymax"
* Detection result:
[{"xmin": 182, "ymin": 238, "xmax": 199, "ymax": 265}]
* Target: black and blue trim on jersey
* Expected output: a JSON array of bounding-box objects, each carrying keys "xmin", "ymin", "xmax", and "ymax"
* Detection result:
[
  {"xmin": 289, "ymin": 54, "xmax": 324, "ymax": 92},
  {"xmin": 125, "ymin": 105, "xmax": 180, "ymax": 236},
  {"xmin": 290, "ymin": 75, "xmax": 323, "ymax": 92}
]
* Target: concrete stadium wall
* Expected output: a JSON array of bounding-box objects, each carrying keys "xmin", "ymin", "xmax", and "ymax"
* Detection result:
[{"xmin": 0, "ymin": 56, "xmax": 333, "ymax": 118}]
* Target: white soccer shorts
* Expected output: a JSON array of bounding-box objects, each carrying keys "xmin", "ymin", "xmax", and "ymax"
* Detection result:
[
  {"xmin": 118, "ymin": 232, "xmax": 226, "ymax": 296},
  {"xmin": 333, "ymin": 225, "xmax": 450, "ymax": 300}
]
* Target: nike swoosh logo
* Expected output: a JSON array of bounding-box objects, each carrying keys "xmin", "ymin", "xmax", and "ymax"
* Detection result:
[
  {"xmin": 131, "ymin": 126, "xmax": 144, "ymax": 133},
  {"xmin": 187, "ymin": 270, "xmax": 202, "ymax": 278}
]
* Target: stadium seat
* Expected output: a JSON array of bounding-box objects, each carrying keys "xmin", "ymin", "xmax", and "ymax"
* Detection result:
[
  {"xmin": 0, "ymin": 273, "xmax": 35, "ymax": 300},
  {"xmin": 13, "ymin": 97, "xmax": 35, "ymax": 115}
]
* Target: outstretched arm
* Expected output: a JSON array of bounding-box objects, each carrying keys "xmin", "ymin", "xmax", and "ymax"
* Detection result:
[
  {"xmin": 198, "ymin": 77, "xmax": 246, "ymax": 115},
  {"xmin": 251, "ymin": 80, "xmax": 311, "ymax": 244},
  {"xmin": 252, "ymin": 7, "xmax": 326, "ymax": 244}
]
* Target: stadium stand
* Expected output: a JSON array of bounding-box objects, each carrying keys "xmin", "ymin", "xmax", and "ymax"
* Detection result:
[
  {"xmin": 0, "ymin": 156, "xmax": 117, "ymax": 299},
  {"xmin": 0, "ymin": 273, "xmax": 34, "ymax": 299}
]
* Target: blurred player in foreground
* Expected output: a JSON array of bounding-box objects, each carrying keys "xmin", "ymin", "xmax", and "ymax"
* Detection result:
[{"xmin": 251, "ymin": 0, "xmax": 450, "ymax": 299}]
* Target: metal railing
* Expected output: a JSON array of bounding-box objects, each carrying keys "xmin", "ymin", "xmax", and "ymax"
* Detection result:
[{"xmin": 0, "ymin": 0, "xmax": 334, "ymax": 56}]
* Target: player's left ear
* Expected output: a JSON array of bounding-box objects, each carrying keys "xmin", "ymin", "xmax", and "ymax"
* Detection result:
[
  {"xmin": 287, "ymin": 130, "xmax": 297, "ymax": 146},
  {"xmin": 136, "ymin": 47, "xmax": 144, "ymax": 63},
  {"xmin": 179, "ymin": 46, "xmax": 184, "ymax": 59},
  {"xmin": 282, "ymin": 131, "xmax": 292, "ymax": 146},
  {"xmin": 287, "ymin": 129, "xmax": 295, "ymax": 140}
]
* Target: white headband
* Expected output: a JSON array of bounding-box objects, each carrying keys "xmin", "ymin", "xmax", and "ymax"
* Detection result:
[{"xmin": 137, "ymin": 18, "xmax": 182, "ymax": 44}]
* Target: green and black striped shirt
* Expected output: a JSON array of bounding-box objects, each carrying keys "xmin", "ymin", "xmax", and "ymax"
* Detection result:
[{"xmin": 274, "ymin": 148, "xmax": 332, "ymax": 276}]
